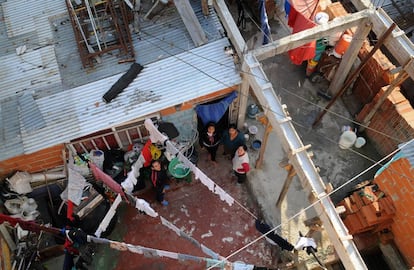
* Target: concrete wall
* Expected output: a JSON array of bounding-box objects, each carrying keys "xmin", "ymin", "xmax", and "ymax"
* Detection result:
[{"xmin": 374, "ymin": 157, "xmax": 414, "ymax": 267}]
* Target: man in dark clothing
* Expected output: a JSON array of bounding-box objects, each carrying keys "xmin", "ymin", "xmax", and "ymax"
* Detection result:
[{"xmin": 150, "ymin": 160, "xmax": 169, "ymax": 206}]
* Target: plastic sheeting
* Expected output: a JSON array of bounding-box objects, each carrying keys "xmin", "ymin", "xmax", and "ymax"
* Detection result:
[{"xmin": 195, "ymin": 91, "xmax": 238, "ymax": 126}]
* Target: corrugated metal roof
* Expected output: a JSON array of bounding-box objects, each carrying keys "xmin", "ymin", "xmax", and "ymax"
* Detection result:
[{"xmin": 0, "ymin": 0, "xmax": 240, "ymax": 161}]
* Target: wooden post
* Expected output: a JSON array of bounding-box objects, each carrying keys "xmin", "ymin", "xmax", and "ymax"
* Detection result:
[
  {"xmin": 255, "ymin": 115, "xmax": 272, "ymax": 169},
  {"xmin": 312, "ymin": 23, "xmax": 396, "ymax": 127},
  {"xmin": 276, "ymin": 163, "xmax": 297, "ymax": 208}
]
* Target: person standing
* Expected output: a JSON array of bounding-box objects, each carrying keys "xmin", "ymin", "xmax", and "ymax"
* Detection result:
[
  {"xmin": 222, "ymin": 123, "xmax": 246, "ymax": 158},
  {"xmin": 232, "ymin": 145, "xmax": 250, "ymax": 183},
  {"xmin": 150, "ymin": 160, "xmax": 169, "ymax": 206},
  {"xmin": 200, "ymin": 122, "xmax": 221, "ymax": 164}
]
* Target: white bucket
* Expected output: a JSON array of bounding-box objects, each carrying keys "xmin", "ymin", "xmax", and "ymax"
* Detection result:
[
  {"xmin": 354, "ymin": 137, "xmax": 366, "ymax": 148},
  {"xmin": 90, "ymin": 150, "xmax": 105, "ymax": 169},
  {"xmin": 339, "ymin": 130, "xmax": 357, "ymax": 149}
]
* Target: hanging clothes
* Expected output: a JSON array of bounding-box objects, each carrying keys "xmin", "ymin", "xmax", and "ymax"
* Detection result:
[
  {"xmin": 286, "ymin": 0, "xmax": 318, "ymax": 65},
  {"xmin": 89, "ymin": 162, "xmax": 127, "ymax": 200},
  {"xmin": 259, "ymin": 0, "xmax": 271, "ymax": 45},
  {"xmin": 195, "ymin": 91, "xmax": 238, "ymax": 126},
  {"xmin": 255, "ymin": 219, "xmax": 294, "ymax": 251}
]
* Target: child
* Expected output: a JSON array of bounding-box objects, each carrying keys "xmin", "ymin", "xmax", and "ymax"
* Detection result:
[{"xmin": 232, "ymin": 145, "xmax": 250, "ymax": 183}]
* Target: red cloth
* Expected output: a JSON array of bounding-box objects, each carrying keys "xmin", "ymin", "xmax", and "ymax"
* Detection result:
[
  {"xmin": 89, "ymin": 162, "xmax": 127, "ymax": 200},
  {"xmin": 142, "ymin": 140, "xmax": 153, "ymax": 167},
  {"xmin": 287, "ymin": 3, "xmax": 317, "ymax": 65}
]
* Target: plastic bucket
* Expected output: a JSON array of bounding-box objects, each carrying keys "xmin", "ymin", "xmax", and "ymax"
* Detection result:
[
  {"xmin": 314, "ymin": 12, "xmax": 329, "ymax": 25},
  {"xmin": 168, "ymin": 157, "xmax": 190, "ymax": 179},
  {"xmin": 354, "ymin": 137, "xmax": 366, "ymax": 148},
  {"xmin": 306, "ymin": 59, "xmax": 319, "ymax": 77},
  {"xmin": 339, "ymin": 130, "xmax": 357, "ymax": 149},
  {"xmin": 251, "ymin": 140, "xmax": 262, "ymax": 151},
  {"xmin": 333, "ymin": 34, "xmax": 352, "ymax": 58}
]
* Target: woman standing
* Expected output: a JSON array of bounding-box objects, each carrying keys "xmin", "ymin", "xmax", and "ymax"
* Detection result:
[
  {"xmin": 222, "ymin": 123, "xmax": 246, "ymax": 158},
  {"xmin": 200, "ymin": 122, "xmax": 221, "ymax": 164}
]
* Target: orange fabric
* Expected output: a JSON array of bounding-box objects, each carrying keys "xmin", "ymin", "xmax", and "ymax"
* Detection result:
[
  {"xmin": 287, "ymin": 2, "xmax": 317, "ymax": 65},
  {"xmin": 142, "ymin": 140, "xmax": 153, "ymax": 167}
]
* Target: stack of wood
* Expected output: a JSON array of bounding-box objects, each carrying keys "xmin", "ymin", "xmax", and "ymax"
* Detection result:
[{"xmin": 337, "ymin": 184, "xmax": 395, "ymax": 235}]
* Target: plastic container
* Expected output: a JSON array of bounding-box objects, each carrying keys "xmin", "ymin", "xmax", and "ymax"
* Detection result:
[
  {"xmin": 247, "ymin": 104, "xmax": 259, "ymax": 119},
  {"xmin": 90, "ymin": 150, "xmax": 105, "ymax": 169},
  {"xmin": 251, "ymin": 140, "xmax": 262, "ymax": 151},
  {"xmin": 168, "ymin": 157, "xmax": 191, "ymax": 179},
  {"xmin": 248, "ymin": 125, "xmax": 258, "ymax": 136},
  {"xmin": 306, "ymin": 59, "xmax": 319, "ymax": 76},
  {"xmin": 354, "ymin": 137, "xmax": 366, "ymax": 148},
  {"xmin": 314, "ymin": 12, "xmax": 329, "ymax": 25},
  {"xmin": 333, "ymin": 34, "xmax": 352, "ymax": 58},
  {"xmin": 339, "ymin": 130, "xmax": 357, "ymax": 149},
  {"xmin": 313, "ymin": 38, "xmax": 328, "ymax": 61}
]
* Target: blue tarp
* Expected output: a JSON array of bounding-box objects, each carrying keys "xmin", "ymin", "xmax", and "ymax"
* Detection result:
[{"xmin": 195, "ymin": 91, "xmax": 238, "ymax": 126}]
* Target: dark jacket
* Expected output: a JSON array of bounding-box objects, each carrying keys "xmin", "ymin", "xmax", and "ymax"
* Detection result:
[{"xmin": 201, "ymin": 131, "xmax": 221, "ymax": 148}]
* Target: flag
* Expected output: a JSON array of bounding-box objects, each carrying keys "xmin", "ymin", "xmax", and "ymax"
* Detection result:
[{"xmin": 259, "ymin": 0, "xmax": 271, "ymax": 45}]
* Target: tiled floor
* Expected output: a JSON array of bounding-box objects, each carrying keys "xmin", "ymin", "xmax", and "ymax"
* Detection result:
[{"xmin": 91, "ymin": 145, "xmax": 279, "ymax": 270}]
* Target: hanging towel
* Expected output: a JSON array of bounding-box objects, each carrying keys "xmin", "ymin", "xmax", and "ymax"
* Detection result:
[
  {"xmin": 259, "ymin": 0, "xmax": 271, "ymax": 45},
  {"xmin": 89, "ymin": 162, "xmax": 127, "ymax": 200},
  {"xmin": 195, "ymin": 91, "xmax": 238, "ymax": 126}
]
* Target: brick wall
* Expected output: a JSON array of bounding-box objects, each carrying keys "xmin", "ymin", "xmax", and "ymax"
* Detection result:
[
  {"xmin": 353, "ymin": 43, "xmax": 396, "ymax": 105},
  {"xmin": 0, "ymin": 144, "xmax": 64, "ymax": 179},
  {"xmin": 356, "ymin": 87, "xmax": 414, "ymax": 156},
  {"xmin": 374, "ymin": 157, "xmax": 414, "ymax": 267}
]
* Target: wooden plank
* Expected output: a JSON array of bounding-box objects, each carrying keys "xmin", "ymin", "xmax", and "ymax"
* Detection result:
[
  {"xmin": 174, "ymin": 0, "xmax": 207, "ymax": 47},
  {"xmin": 276, "ymin": 164, "xmax": 296, "ymax": 207},
  {"xmin": 0, "ymin": 224, "xmax": 16, "ymax": 252},
  {"xmin": 350, "ymin": 1, "xmax": 414, "ymax": 81},
  {"xmin": 213, "ymin": 0, "xmax": 246, "ymax": 57},
  {"xmin": 253, "ymin": 9, "xmax": 372, "ymax": 61},
  {"xmin": 327, "ymin": 18, "xmax": 372, "ymax": 95}
]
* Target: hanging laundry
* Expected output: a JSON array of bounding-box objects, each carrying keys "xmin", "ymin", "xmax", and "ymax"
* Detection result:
[
  {"xmin": 89, "ymin": 162, "xmax": 127, "ymax": 200},
  {"xmin": 95, "ymin": 194, "xmax": 122, "ymax": 237},
  {"xmin": 255, "ymin": 219, "xmax": 294, "ymax": 251},
  {"xmin": 135, "ymin": 198, "xmax": 158, "ymax": 217},
  {"xmin": 121, "ymin": 166, "xmax": 138, "ymax": 193},
  {"xmin": 287, "ymin": 1, "xmax": 317, "ymax": 65},
  {"xmin": 61, "ymin": 168, "xmax": 87, "ymax": 206},
  {"xmin": 259, "ymin": 0, "xmax": 271, "ymax": 45}
]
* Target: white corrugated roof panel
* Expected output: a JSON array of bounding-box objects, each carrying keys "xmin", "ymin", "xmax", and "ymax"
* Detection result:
[
  {"xmin": 20, "ymin": 38, "xmax": 241, "ymax": 156},
  {"xmin": 0, "ymin": 0, "xmax": 240, "ymax": 162}
]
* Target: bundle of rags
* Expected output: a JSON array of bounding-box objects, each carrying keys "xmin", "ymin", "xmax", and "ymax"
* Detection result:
[{"xmin": 103, "ymin": 62, "xmax": 144, "ymax": 103}]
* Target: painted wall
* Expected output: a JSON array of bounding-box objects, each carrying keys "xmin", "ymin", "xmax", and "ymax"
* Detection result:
[{"xmin": 374, "ymin": 157, "xmax": 414, "ymax": 267}]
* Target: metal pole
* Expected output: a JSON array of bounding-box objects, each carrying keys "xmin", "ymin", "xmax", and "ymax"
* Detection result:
[{"xmin": 312, "ymin": 23, "xmax": 397, "ymax": 127}]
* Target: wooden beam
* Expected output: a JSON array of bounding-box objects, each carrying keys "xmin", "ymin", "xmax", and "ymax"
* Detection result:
[
  {"xmin": 213, "ymin": 0, "xmax": 246, "ymax": 57},
  {"xmin": 275, "ymin": 163, "xmax": 296, "ymax": 208},
  {"xmin": 174, "ymin": 0, "xmax": 207, "ymax": 47},
  {"xmin": 313, "ymin": 23, "xmax": 397, "ymax": 127},
  {"xmin": 350, "ymin": 1, "xmax": 414, "ymax": 82},
  {"xmin": 237, "ymin": 62, "xmax": 250, "ymax": 130},
  {"xmin": 201, "ymin": 0, "xmax": 209, "ymax": 16},
  {"xmin": 255, "ymin": 114, "xmax": 272, "ymax": 169},
  {"xmin": 253, "ymin": 9, "xmax": 373, "ymax": 61},
  {"xmin": 327, "ymin": 19, "xmax": 372, "ymax": 96}
]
